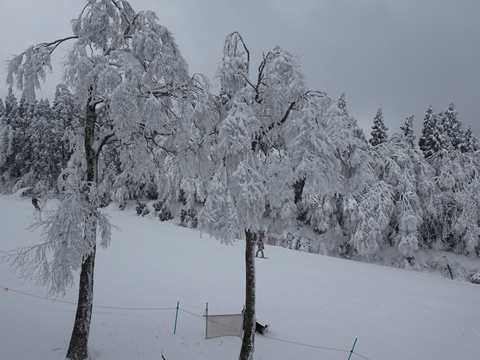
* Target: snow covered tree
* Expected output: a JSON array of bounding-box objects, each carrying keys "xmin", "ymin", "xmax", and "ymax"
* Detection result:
[
  {"xmin": 0, "ymin": 97, "xmax": 7, "ymax": 186},
  {"xmin": 327, "ymin": 95, "xmax": 371, "ymax": 249},
  {"xmin": 460, "ymin": 126, "xmax": 479, "ymax": 153},
  {"xmin": 419, "ymin": 106, "xmax": 441, "ymax": 158},
  {"xmin": 425, "ymin": 151, "xmax": 480, "ymax": 255},
  {"xmin": 6, "ymin": 1, "xmax": 197, "ymax": 359},
  {"xmin": 364, "ymin": 134, "xmax": 431, "ymax": 261},
  {"xmin": 28, "ymin": 99, "xmax": 57, "ymax": 191},
  {"xmin": 443, "ymin": 102, "xmax": 464, "ymax": 151},
  {"xmin": 0, "ymin": 88, "xmax": 21, "ymax": 188},
  {"xmin": 198, "ymin": 32, "xmax": 348, "ymax": 360},
  {"xmin": 51, "ymin": 84, "xmax": 78, "ymax": 171},
  {"xmin": 369, "ymin": 107, "xmax": 389, "ymax": 146},
  {"xmin": 400, "ymin": 114, "xmax": 416, "ymax": 148}
]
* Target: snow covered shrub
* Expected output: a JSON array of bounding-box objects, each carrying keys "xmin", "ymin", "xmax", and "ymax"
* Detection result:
[
  {"xmin": 390, "ymin": 256, "xmax": 417, "ymax": 271},
  {"xmin": 277, "ymin": 232, "xmax": 313, "ymax": 252},
  {"xmin": 135, "ymin": 202, "xmax": 149, "ymax": 217},
  {"xmin": 471, "ymin": 271, "xmax": 480, "ymax": 284},
  {"xmin": 152, "ymin": 200, "xmax": 173, "ymax": 221},
  {"xmin": 180, "ymin": 208, "xmax": 197, "ymax": 228}
]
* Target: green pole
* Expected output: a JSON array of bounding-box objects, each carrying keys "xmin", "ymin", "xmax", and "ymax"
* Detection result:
[
  {"xmin": 447, "ymin": 264, "xmax": 453, "ymax": 279},
  {"xmin": 347, "ymin": 338, "xmax": 358, "ymax": 360},
  {"xmin": 204, "ymin": 302, "xmax": 208, "ymax": 339},
  {"xmin": 174, "ymin": 301, "xmax": 179, "ymax": 334}
]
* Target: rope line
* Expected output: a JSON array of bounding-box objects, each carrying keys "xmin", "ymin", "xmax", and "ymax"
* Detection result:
[
  {"xmin": 3, "ymin": 285, "xmax": 370, "ymax": 359},
  {"xmin": 352, "ymin": 352, "xmax": 371, "ymax": 360},
  {"xmin": 2, "ymin": 286, "xmax": 174, "ymax": 311},
  {"xmin": 179, "ymin": 307, "xmax": 370, "ymax": 359},
  {"xmin": 264, "ymin": 334, "xmax": 351, "ymax": 353}
]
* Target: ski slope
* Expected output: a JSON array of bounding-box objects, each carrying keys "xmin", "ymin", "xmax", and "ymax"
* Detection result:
[{"xmin": 1, "ymin": 194, "xmax": 479, "ymax": 360}]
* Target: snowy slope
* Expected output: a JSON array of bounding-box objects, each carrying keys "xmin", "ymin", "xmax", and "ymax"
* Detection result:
[{"xmin": 1, "ymin": 194, "xmax": 479, "ymax": 360}]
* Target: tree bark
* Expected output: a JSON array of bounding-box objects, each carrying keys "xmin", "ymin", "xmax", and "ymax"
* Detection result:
[
  {"xmin": 66, "ymin": 99, "xmax": 98, "ymax": 360},
  {"xmin": 239, "ymin": 228, "xmax": 256, "ymax": 360},
  {"xmin": 66, "ymin": 247, "xmax": 96, "ymax": 360}
]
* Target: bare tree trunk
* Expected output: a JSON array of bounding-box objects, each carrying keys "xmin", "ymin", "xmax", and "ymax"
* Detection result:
[
  {"xmin": 239, "ymin": 228, "xmax": 256, "ymax": 360},
  {"xmin": 66, "ymin": 99, "xmax": 98, "ymax": 360}
]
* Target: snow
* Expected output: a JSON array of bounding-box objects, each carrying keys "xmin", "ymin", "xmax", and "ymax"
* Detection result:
[{"xmin": 1, "ymin": 194, "xmax": 479, "ymax": 360}]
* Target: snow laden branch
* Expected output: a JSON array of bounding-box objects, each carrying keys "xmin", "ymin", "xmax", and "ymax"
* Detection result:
[
  {"xmin": 1, "ymin": 174, "xmax": 111, "ymax": 296},
  {"xmin": 6, "ymin": 36, "xmax": 76, "ymax": 102},
  {"xmin": 5, "ymin": 1, "xmax": 197, "ymax": 359}
]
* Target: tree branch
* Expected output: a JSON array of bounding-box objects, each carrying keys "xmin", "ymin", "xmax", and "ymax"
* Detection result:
[{"xmin": 36, "ymin": 36, "xmax": 79, "ymax": 54}]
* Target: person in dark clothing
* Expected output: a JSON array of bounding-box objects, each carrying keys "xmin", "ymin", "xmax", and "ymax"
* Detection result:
[
  {"xmin": 256, "ymin": 238, "xmax": 265, "ymax": 258},
  {"xmin": 32, "ymin": 197, "xmax": 40, "ymax": 210}
]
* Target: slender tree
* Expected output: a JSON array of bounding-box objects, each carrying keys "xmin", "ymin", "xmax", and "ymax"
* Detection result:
[
  {"xmin": 460, "ymin": 126, "xmax": 479, "ymax": 153},
  {"xmin": 400, "ymin": 114, "xmax": 416, "ymax": 148},
  {"xmin": 419, "ymin": 106, "xmax": 437, "ymax": 158},
  {"xmin": 199, "ymin": 32, "xmax": 316, "ymax": 360},
  {"xmin": 369, "ymin": 108, "xmax": 389, "ymax": 146},
  {"xmin": 6, "ymin": 1, "xmax": 197, "ymax": 359},
  {"xmin": 0, "ymin": 88, "xmax": 20, "ymax": 186},
  {"xmin": 443, "ymin": 102, "xmax": 463, "ymax": 151}
]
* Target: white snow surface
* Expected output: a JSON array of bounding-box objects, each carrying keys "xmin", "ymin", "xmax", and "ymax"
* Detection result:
[{"xmin": 1, "ymin": 194, "xmax": 479, "ymax": 360}]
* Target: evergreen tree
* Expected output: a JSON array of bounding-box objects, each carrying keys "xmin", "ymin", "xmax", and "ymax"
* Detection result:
[
  {"xmin": 427, "ymin": 151, "xmax": 480, "ymax": 254},
  {"xmin": 52, "ymin": 84, "xmax": 77, "ymax": 171},
  {"xmin": 29, "ymin": 99, "xmax": 56, "ymax": 190},
  {"xmin": 0, "ymin": 97, "xmax": 5, "ymax": 174},
  {"xmin": 460, "ymin": 126, "xmax": 479, "ymax": 153},
  {"xmin": 443, "ymin": 102, "xmax": 463, "ymax": 151},
  {"xmin": 369, "ymin": 108, "xmax": 389, "ymax": 146},
  {"xmin": 419, "ymin": 106, "xmax": 438, "ymax": 158},
  {"xmin": 400, "ymin": 114, "xmax": 416, "ymax": 148},
  {"xmin": 0, "ymin": 88, "xmax": 20, "ymax": 186}
]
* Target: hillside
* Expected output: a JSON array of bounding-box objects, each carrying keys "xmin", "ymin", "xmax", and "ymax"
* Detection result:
[{"xmin": 1, "ymin": 194, "xmax": 479, "ymax": 360}]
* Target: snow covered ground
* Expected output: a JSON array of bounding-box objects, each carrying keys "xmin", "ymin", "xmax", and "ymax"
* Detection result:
[{"xmin": 1, "ymin": 193, "xmax": 479, "ymax": 360}]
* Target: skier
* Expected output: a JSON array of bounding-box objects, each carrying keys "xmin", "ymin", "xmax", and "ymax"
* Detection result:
[
  {"xmin": 32, "ymin": 197, "xmax": 41, "ymax": 211},
  {"xmin": 256, "ymin": 237, "xmax": 265, "ymax": 258}
]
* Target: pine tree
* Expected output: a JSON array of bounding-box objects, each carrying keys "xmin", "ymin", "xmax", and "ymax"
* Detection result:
[
  {"xmin": 419, "ymin": 106, "xmax": 437, "ymax": 158},
  {"xmin": 0, "ymin": 97, "xmax": 6, "ymax": 187},
  {"xmin": 460, "ymin": 126, "xmax": 479, "ymax": 153},
  {"xmin": 29, "ymin": 99, "xmax": 57, "ymax": 191},
  {"xmin": 419, "ymin": 106, "xmax": 447, "ymax": 158},
  {"xmin": 400, "ymin": 114, "xmax": 416, "ymax": 148},
  {"xmin": 52, "ymin": 84, "xmax": 77, "ymax": 171},
  {"xmin": 443, "ymin": 102, "xmax": 463, "ymax": 151},
  {"xmin": 0, "ymin": 88, "xmax": 20, "ymax": 185},
  {"xmin": 369, "ymin": 108, "xmax": 389, "ymax": 146}
]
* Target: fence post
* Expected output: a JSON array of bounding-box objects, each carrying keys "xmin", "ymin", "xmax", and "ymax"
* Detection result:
[
  {"xmin": 347, "ymin": 338, "xmax": 357, "ymax": 360},
  {"xmin": 447, "ymin": 264, "xmax": 454, "ymax": 279},
  {"xmin": 174, "ymin": 301, "xmax": 179, "ymax": 334},
  {"xmin": 204, "ymin": 302, "xmax": 209, "ymax": 339}
]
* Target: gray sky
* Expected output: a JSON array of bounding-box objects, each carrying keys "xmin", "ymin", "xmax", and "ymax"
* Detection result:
[{"xmin": 1, "ymin": 0, "xmax": 479, "ymax": 140}]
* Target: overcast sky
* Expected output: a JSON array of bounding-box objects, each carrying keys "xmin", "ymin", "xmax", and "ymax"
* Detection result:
[{"xmin": 1, "ymin": 0, "xmax": 479, "ymax": 140}]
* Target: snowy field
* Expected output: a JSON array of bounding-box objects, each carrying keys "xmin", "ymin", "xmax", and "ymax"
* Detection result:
[{"xmin": 1, "ymin": 193, "xmax": 479, "ymax": 360}]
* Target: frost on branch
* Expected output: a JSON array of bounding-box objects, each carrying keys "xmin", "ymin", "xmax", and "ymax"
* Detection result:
[
  {"xmin": 7, "ymin": 45, "xmax": 53, "ymax": 102},
  {"xmin": 2, "ymin": 171, "xmax": 111, "ymax": 296}
]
